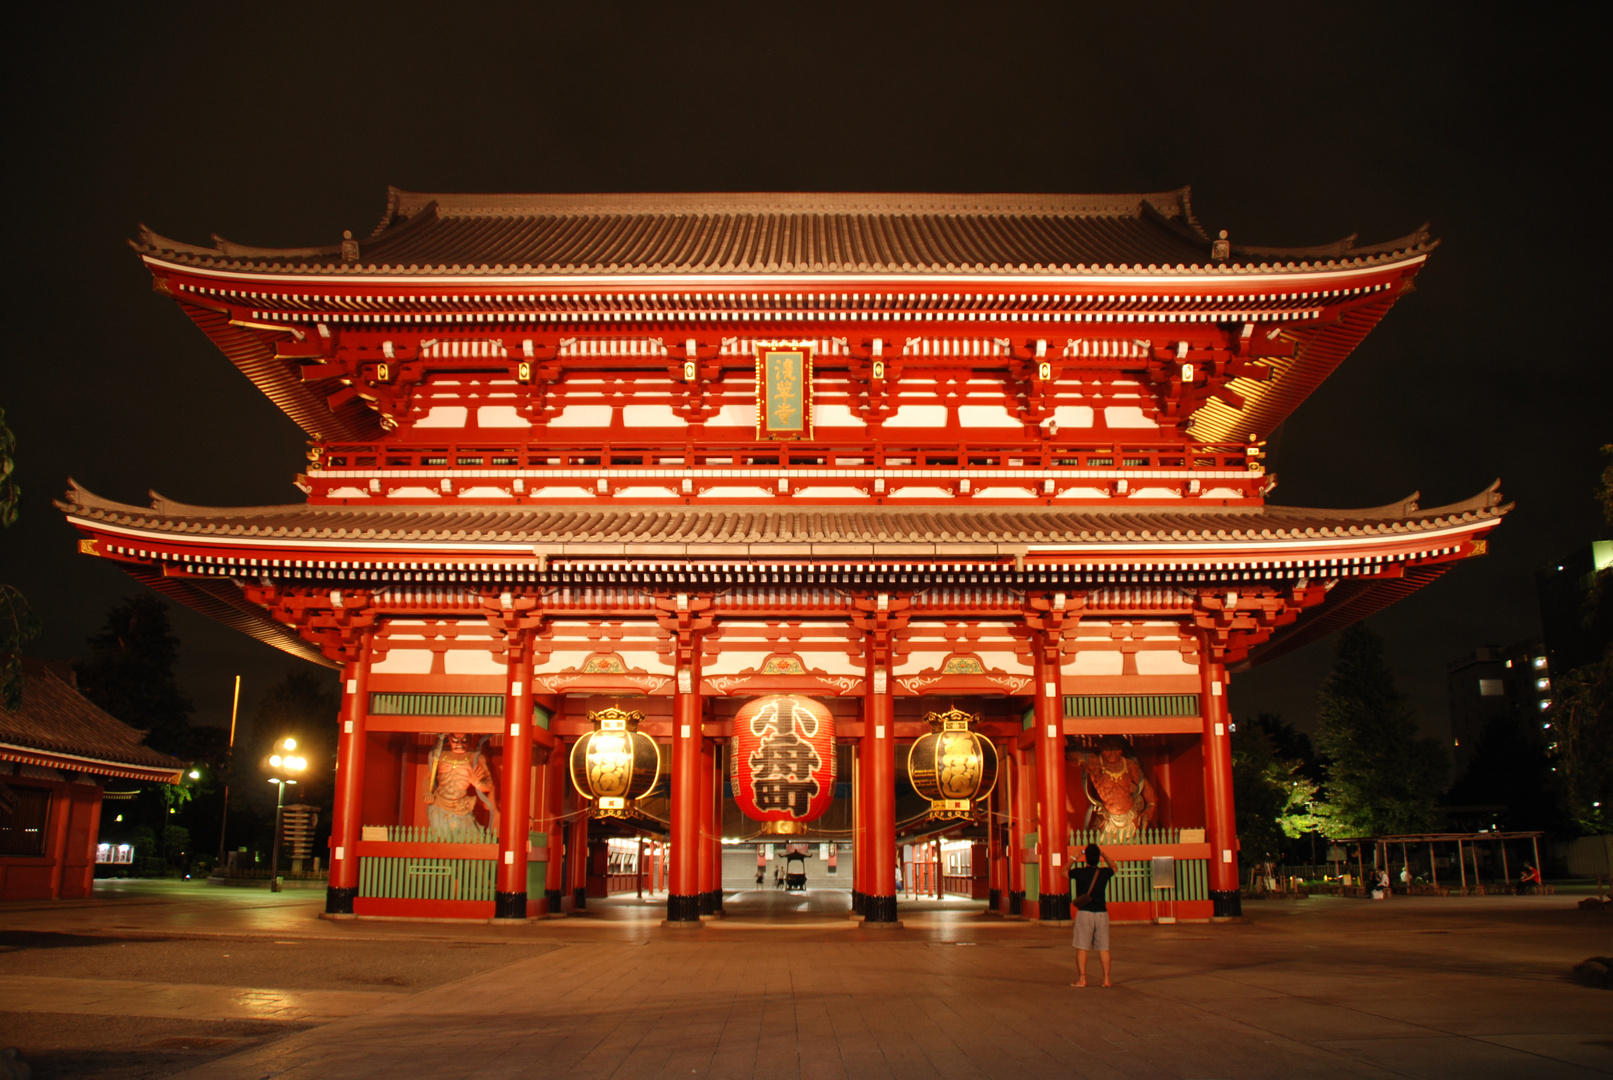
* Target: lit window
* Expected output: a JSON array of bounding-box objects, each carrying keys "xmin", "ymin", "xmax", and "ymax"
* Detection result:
[
  {"xmin": 1478, "ymin": 678, "xmax": 1504, "ymax": 697},
  {"xmin": 1536, "ymin": 678, "xmax": 1551, "ymax": 691},
  {"xmin": 1505, "ymin": 659, "xmax": 1513, "ymax": 668},
  {"xmin": 1533, "ymin": 656, "xmax": 1548, "ymax": 669},
  {"xmin": 1539, "ymin": 699, "xmax": 1552, "ymax": 710}
]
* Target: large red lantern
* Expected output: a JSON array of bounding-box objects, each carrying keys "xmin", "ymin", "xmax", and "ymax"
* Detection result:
[{"xmin": 731, "ymin": 695, "xmax": 835, "ymax": 834}]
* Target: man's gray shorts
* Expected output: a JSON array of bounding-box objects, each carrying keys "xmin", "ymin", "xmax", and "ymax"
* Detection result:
[{"xmin": 1073, "ymin": 910, "xmax": 1110, "ymax": 951}]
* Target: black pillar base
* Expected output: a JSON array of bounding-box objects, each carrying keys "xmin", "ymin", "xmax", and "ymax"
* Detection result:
[
  {"xmin": 573, "ymin": 887, "xmax": 587, "ymax": 911},
  {"xmin": 666, "ymin": 893, "xmax": 703, "ymax": 922},
  {"xmin": 711, "ymin": 889, "xmax": 724, "ymax": 914},
  {"xmin": 544, "ymin": 888, "xmax": 563, "ymax": 912},
  {"xmin": 698, "ymin": 889, "xmax": 714, "ymax": 915},
  {"xmin": 852, "ymin": 890, "xmax": 866, "ymax": 915},
  {"xmin": 325, "ymin": 886, "xmax": 357, "ymax": 915},
  {"xmin": 1040, "ymin": 894, "xmax": 1072, "ymax": 922},
  {"xmin": 1210, "ymin": 889, "xmax": 1243, "ymax": 918},
  {"xmin": 988, "ymin": 888, "xmax": 1001, "ymax": 910},
  {"xmin": 1008, "ymin": 890, "xmax": 1024, "ymax": 915},
  {"xmin": 864, "ymin": 893, "xmax": 899, "ymax": 923},
  {"xmin": 493, "ymin": 890, "xmax": 527, "ymax": 919}
]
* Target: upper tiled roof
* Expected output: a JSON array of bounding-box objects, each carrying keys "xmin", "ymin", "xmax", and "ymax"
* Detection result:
[
  {"xmin": 61, "ymin": 482, "xmax": 1506, "ymax": 554},
  {"xmin": 134, "ymin": 187, "xmax": 1433, "ymax": 278},
  {"xmin": 0, "ymin": 659, "xmax": 186, "ymax": 779}
]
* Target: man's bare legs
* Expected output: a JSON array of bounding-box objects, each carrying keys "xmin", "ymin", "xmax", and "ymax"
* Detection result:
[
  {"xmin": 1097, "ymin": 948, "xmax": 1112, "ymax": 987},
  {"xmin": 1073, "ymin": 949, "xmax": 1088, "ymax": 987}
]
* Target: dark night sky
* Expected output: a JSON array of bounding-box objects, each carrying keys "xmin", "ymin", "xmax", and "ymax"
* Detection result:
[{"xmin": 2, "ymin": 4, "xmax": 1607, "ymax": 744}]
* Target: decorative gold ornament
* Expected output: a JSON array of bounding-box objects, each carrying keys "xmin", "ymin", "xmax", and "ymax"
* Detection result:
[{"xmin": 907, "ymin": 707, "xmax": 999, "ymax": 820}]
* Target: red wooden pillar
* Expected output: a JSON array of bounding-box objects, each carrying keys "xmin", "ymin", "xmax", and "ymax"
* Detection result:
[
  {"xmin": 667, "ymin": 631, "xmax": 704, "ymax": 923},
  {"xmin": 1199, "ymin": 643, "xmax": 1241, "ymax": 917},
  {"xmin": 864, "ymin": 656, "xmax": 898, "ymax": 924},
  {"xmin": 543, "ymin": 745, "xmax": 565, "ymax": 914},
  {"xmin": 495, "ymin": 637, "xmax": 535, "ymax": 919},
  {"xmin": 711, "ymin": 743, "xmax": 725, "ymax": 914},
  {"xmin": 1033, "ymin": 631, "xmax": 1070, "ymax": 921},
  {"xmin": 1009, "ymin": 743, "xmax": 1031, "ymax": 916},
  {"xmin": 697, "ymin": 735, "xmax": 715, "ymax": 914},
  {"xmin": 851, "ymin": 741, "xmax": 865, "ymax": 915},
  {"xmin": 326, "ymin": 630, "xmax": 374, "ymax": 915},
  {"xmin": 569, "ymin": 808, "xmax": 589, "ymax": 910},
  {"xmin": 980, "ymin": 773, "xmax": 993, "ymax": 915}
]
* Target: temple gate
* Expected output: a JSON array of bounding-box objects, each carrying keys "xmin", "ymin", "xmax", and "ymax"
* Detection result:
[{"xmin": 61, "ymin": 189, "xmax": 1504, "ymax": 924}]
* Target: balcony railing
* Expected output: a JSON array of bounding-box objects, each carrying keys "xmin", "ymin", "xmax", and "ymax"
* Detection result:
[{"xmin": 302, "ymin": 438, "xmax": 1266, "ymax": 504}]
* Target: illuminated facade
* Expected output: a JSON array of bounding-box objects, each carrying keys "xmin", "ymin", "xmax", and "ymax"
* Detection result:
[{"xmin": 61, "ymin": 189, "xmax": 1504, "ymax": 922}]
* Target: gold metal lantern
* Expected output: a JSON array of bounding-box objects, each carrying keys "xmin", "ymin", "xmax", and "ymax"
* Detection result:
[
  {"xmin": 906, "ymin": 707, "xmax": 998, "ymax": 819},
  {"xmin": 569, "ymin": 706, "xmax": 660, "ymax": 818}
]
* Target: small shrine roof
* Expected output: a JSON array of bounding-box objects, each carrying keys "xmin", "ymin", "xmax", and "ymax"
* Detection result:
[
  {"xmin": 134, "ymin": 187, "xmax": 1432, "ymax": 279},
  {"xmin": 0, "ymin": 659, "xmax": 187, "ymax": 782},
  {"xmin": 61, "ymin": 482, "xmax": 1505, "ymax": 556}
]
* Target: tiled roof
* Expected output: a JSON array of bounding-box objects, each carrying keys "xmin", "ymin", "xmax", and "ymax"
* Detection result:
[
  {"xmin": 0, "ymin": 659, "xmax": 186, "ymax": 778},
  {"xmin": 61, "ymin": 482, "xmax": 1506, "ymax": 553},
  {"xmin": 134, "ymin": 187, "xmax": 1433, "ymax": 278}
]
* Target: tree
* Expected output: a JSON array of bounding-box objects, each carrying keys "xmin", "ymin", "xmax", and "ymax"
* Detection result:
[
  {"xmin": 1555, "ymin": 643, "xmax": 1613, "ymax": 834},
  {"xmin": 1313, "ymin": 625, "xmax": 1447, "ymax": 837},
  {"xmin": 74, "ymin": 594, "xmax": 195, "ymax": 755},
  {"xmin": 0, "ymin": 407, "xmax": 41, "ymax": 709},
  {"xmin": 229, "ymin": 671, "xmax": 340, "ymax": 851},
  {"xmin": 1446, "ymin": 710, "xmax": 1563, "ymax": 831},
  {"xmin": 1233, "ymin": 713, "xmax": 1324, "ymax": 861},
  {"xmin": 1552, "ymin": 447, "xmax": 1613, "ymax": 833}
]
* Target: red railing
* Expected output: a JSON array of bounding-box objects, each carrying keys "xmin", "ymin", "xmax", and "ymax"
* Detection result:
[{"xmin": 312, "ymin": 438, "xmax": 1256, "ymax": 473}]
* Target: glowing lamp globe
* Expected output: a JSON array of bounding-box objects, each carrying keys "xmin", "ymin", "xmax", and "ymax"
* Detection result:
[
  {"xmin": 907, "ymin": 707, "xmax": 998, "ymax": 820},
  {"xmin": 569, "ymin": 706, "xmax": 660, "ymax": 818}
]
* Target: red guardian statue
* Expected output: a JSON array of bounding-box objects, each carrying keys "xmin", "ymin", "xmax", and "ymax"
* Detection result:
[{"xmin": 425, "ymin": 732, "xmax": 497, "ymax": 837}]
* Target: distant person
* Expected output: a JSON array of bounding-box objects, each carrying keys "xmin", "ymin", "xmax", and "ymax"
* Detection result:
[
  {"xmin": 774, "ymin": 867, "xmax": 784, "ymax": 889},
  {"xmin": 1069, "ymin": 843, "xmax": 1118, "ymax": 988},
  {"xmin": 895, "ymin": 863, "xmax": 904, "ymax": 894},
  {"xmin": 755, "ymin": 866, "xmax": 765, "ymax": 888},
  {"xmin": 1520, "ymin": 864, "xmax": 1543, "ymax": 895},
  {"xmin": 1377, "ymin": 868, "xmax": 1392, "ymax": 895}
]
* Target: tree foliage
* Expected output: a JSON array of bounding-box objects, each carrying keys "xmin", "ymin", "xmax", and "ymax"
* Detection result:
[
  {"xmin": 1233, "ymin": 713, "xmax": 1323, "ymax": 860},
  {"xmin": 74, "ymin": 594, "xmax": 195, "ymax": 755},
  {"xmin": 0, "ymin": 407, "xmax": 40, "ymax": 710},
  {"xmin": 1554, "ymin": 642, "xmax": 1613, "ymax": 834},
  {"xmin": 1313, "ymin": 625, "xmax": 1447, "ymax": 837},
  {"xmin": 233, "ymin": 671, "xmax": 340, "ymax": 824}
]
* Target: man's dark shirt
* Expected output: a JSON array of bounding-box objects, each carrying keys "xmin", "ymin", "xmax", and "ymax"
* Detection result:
[{"xmin": 1069, "ymin": 865, "xmax": 1115, "ymax": 913}]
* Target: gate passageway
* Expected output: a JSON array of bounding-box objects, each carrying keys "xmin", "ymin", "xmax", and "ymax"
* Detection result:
[{"xmin": 719, "ymin": 888, "xmax": 852, "ymax": 919}]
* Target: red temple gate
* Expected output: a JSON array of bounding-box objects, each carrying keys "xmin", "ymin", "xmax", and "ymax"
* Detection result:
[{"xmin": 61, "ymin": 188, "xmax": 1504, "ymax": 924}]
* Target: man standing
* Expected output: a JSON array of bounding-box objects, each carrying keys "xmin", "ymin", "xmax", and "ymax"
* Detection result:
[{"xmin": 1069, "ymin": 842, "xmax": 1118, "ymax": 988}]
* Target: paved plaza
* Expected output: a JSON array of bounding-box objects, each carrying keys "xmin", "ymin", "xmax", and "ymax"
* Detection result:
[{"xmin": 1, "ymin": 882, "xmax": 1611, "ymax": 1079}]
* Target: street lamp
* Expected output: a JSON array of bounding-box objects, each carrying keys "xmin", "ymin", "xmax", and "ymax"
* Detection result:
[{"xmin": 267, "ymin": 738, "xmax": 307, "ymax": 893}]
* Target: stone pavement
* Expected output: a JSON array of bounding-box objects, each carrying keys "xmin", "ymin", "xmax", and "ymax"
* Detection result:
[{"xmin": 2, "ymin": 882, "xmax": 1611, "ymax": 1079}]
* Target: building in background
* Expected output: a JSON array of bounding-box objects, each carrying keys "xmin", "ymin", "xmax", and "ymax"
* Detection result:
[
  {"xmin": 0, "ymin": 660, "xmax": 184, "ymax": 900},
  {"xmin": 1537, "ymin": 541, "xmax": 1613, "ymax": 674}
]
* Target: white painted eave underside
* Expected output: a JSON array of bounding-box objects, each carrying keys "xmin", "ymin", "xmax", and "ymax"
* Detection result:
[{"xmin": 142, "ymin": 253, "xmax": 1426, "ymax": 291}]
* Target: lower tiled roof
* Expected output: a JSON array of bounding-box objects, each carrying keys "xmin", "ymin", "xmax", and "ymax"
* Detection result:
[
  {"xmin": 1, "ymin": 659, "xmax": 186, "ymax": 777},
  {"xmin": 60, "ymin": 484, "xmax": 1506, "ymax": 553}
]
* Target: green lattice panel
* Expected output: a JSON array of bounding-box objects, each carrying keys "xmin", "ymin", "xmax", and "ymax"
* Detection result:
[
  {"xmin": 369, "ymin": 692, "xmax": 505, "ymax": 718},
  {"xmin": 1063, "ymin": 694, "xmax": 1200, "ymax": 719}
]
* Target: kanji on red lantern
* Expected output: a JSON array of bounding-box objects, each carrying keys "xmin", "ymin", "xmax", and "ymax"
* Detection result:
[{"xmin": 731, "ymin": 695, "xmax": 835, "ymax": 825}]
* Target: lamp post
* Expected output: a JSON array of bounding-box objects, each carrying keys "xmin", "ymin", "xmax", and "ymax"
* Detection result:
[{"xmin": 267, "ymin": 738, "xmax": 307, "ymax": 893}]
